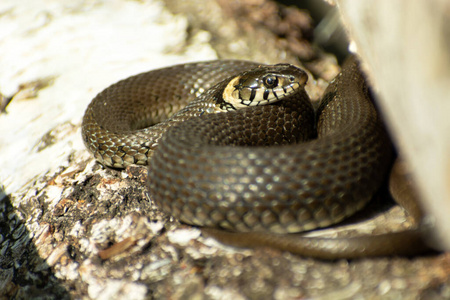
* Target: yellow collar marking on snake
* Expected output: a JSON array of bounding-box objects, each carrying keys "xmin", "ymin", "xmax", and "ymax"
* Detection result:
[{"xmin": 222, "ymin": 76, "xmax": 242, "ymax": 108}]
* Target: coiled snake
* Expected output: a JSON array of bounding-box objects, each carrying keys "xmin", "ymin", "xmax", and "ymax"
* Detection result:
[{"xmin": 82, "ymin": 57, "xmax": 430, "ymax": 259}]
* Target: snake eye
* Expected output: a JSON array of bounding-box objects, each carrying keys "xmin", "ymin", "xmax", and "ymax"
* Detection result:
[{"xmin": 263, "ymin": 75, "xmax": 278, "ymax": 88}]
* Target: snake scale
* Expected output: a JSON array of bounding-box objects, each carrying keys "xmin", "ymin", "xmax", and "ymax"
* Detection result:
[{"xmin": 82, "ymin": 57, "xmax": 430, "ymax": 259}]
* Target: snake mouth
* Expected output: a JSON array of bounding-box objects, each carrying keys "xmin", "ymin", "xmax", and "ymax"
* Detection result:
[{"xmin": 222, "ymin": 64, "xmax": 308, "ymax": 111}]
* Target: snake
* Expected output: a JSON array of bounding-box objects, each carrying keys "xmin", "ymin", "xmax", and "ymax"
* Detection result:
[{"xmin": 82, "ymin": 57, "xmax": 432, "ymax": 259}]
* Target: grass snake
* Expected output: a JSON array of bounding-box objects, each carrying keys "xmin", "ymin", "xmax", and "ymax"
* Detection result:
[{"xmin": 82, "ymin": 57, "xmax": 431, "ymax": 259}]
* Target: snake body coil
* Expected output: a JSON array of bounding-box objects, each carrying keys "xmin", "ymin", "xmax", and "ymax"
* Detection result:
[{"xmin": 82, "ymin": 58, "xmax": 429, "ymax": 259}]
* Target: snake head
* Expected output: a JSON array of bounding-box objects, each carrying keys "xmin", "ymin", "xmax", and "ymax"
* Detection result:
[{"xmin": 221, "ymin": 63, "xmax": 308, "ymax": 111}]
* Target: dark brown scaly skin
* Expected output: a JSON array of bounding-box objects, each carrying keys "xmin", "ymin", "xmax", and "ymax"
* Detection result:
[
  {"xmin": 82, "ymin": 57, "xmax": 430, "ymax": 259},
  {"xmin": 82, "ymin": 60, "xmax": 261, "ymax": 168}
]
